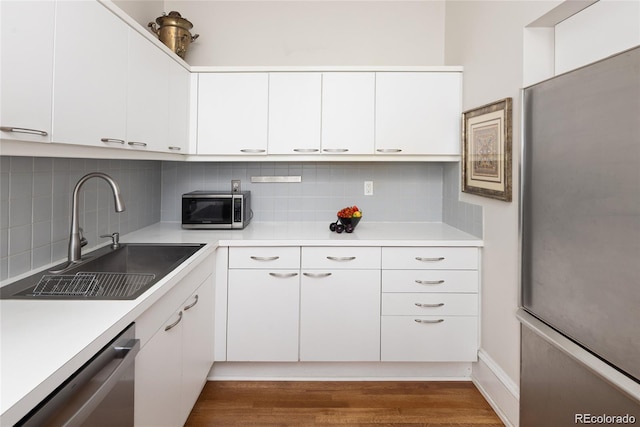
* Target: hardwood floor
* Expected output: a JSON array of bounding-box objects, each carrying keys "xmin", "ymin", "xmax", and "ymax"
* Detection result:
[{"xmin": 185, "ymin": 381, "xmax": 504, "ymax": 426}]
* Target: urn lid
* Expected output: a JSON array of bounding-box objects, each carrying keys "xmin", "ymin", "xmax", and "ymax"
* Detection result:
[{"xmin": 154, "ymin": 11, "xmax": 194, "ymax": 30}]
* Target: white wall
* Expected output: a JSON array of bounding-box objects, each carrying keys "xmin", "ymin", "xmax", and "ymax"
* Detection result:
[
  {"xmin": 112, "ymin": 0, "xmax": 165, "ymax": 29},
  {"xmin": 444, "ymin": 2, "xmax": 560, "ymax": 425},
  {"xmin": 555, "ymin": 0, "xmax": 640, "ymax": 73},
  {"xmin": 164, "ymin": 1, "xmax": 446, "ymax": 66}
]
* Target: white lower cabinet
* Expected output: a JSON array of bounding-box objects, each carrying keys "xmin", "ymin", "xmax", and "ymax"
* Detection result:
[
  {"xmin": 135, "ymin": 268, "xmax": 214, "ymax": 427},
  {"xmin": 227, "ymin": 269, "xmax": 300, "ymax": 361},
  {"xmin": 380, "ymin": 247, "xmax": 480, "ymax": 362},
  {"xmin": 300, "ymin": 269, "xmax": 381, "ymax": 361}
]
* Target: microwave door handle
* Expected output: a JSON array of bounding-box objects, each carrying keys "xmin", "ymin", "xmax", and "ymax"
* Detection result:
[{"xmin": 61, "ymin": 339, "xmax": 140, "ymax": 427}]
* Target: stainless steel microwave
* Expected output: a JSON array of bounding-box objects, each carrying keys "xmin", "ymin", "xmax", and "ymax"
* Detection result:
[{"xmin": 182, "ymin": 191, "xmax": 252, "ymax": 229}]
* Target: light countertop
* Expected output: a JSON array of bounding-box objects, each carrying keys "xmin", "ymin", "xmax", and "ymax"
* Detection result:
[{"xmin": 0, "ymin": 221, "xmax": 481, "ymax": 424}]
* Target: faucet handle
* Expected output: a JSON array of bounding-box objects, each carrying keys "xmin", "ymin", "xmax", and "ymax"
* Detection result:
[
  {"xmin": 100, "ymin": 232, "xmax": 121, "ymax": 249},
  {"xmin": 79, "ymin": 227, "xmax": 88, "ymax": 248}
]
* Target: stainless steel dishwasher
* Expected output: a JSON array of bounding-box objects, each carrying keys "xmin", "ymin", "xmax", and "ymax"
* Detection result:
[{"xmin": 17, "ymin": 323, "xmax": 140, "ymax": 427}]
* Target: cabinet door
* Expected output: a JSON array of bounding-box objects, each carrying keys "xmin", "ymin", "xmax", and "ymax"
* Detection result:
[
  {"xmin": 321, "ymin": 73, "xmax": 375, "ymax": 154},
  {"xmin": 52, "ymin": 1, "xmax": 127, "ymax": 147},
  {"xmin": 167, "ymin": 59, "xmax": 191, "ymax": 154},
  {"xmin": 181, "ymin": 278, "xmax": 215, "ymax": 423},
  {"xmin": 268, "ymin": 73, "xmax": 321, "ymax": 154},
  {"xmin": 227, "ymin": 270, "xmax": 300, "ymax": 361},
  {"xmin": 135, "ymin": 310, "xmax": 183, "ymax": 427},
  {"xmin": 197, "ymin": 73, "xmax": 268, "ymax": 155},
  {"xmin": 300, "ymin": 270, "xmax": 380, "ymax": 361},
  {"xmin": 0, "ymin": 1, "xmax": 54, "ymax": 142},
  {"xmin": 126, "ymin": 28, "xmax": 169, "ymax": 152},
  {"xmin": 375, "ymin": 72, "xmax": 461, "ymax": 155}
]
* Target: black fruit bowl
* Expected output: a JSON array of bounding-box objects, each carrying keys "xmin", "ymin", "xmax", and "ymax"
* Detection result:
[{"xmin": 338, "ymin": 216, "xmax": 362, "ymax": 229}]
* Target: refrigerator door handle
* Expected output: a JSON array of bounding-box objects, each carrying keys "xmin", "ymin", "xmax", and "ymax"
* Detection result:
[{"xmin": 517, "ymin": 309, "xmax": 640, "ymax": 403}]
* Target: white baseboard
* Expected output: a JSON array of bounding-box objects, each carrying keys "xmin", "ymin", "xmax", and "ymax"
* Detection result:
[
  {"xmin": 209, "ymin": 361, "xmax": 473, "ymax": 381},
  {"xmin": 472, "ymin": 350, "xmax": 520, "ymax": 427}
]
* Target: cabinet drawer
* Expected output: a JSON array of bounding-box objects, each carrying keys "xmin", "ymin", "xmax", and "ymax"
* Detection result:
[
  {"xmin": 382, "ymin": 247, "xmax": 478, "ymax": 270},
  {"xmin": 382, "ymin": 270, "xmax": 478, "ymax": 293},
  {"xmin": 229, "ymin": 246, "xmax": 300, "ymax": 269},
  {"xmin": 381, "ymin": 316, "xmax": 478, "ymax": 362},
  {"xmin": 302, "ymin": 246, "xmax": 381, "ymax": 269},
  {"xmin": 382, "ymin": 293, "xmax": 478, "ymax": 316}
]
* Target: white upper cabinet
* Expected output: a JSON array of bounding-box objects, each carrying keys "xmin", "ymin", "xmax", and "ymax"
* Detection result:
[
  {"xmin": 321, "ymin": 73, "xmax": 375, "ymax": 155},
  {"xmin": 197, "ymin": 73, "xmax": 269, "ymax": 155},
  {"xmin": 126, "ymin": 29, "xmax": 170, "ymax": 152},
  {"xmin": 0, "ymin": 1, "xmax": 55, "ymax": 142},
  {"xmin": 375, "ymin": 72, "xmax": 462, "ymax": 155},
  {"xmin": 268, "ymin": 73, "xmax": 322, "ymax": 154},
  {"xmin": 52, "ymin": 0, "xmax": 128, "ymax": 147},
  {"xmin": 167, "ymin": 59, "xmax": 191, "ymax": 154}
]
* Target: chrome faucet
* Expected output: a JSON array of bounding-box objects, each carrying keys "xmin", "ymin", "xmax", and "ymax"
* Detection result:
[{"xmin": 68, "ymin": 172, "xmax": 126, "ymax": 263}]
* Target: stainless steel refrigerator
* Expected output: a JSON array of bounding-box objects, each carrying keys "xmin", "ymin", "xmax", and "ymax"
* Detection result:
[{"xmin": 519, "ymin": 46, "xmax": 640, "ymax": 426}]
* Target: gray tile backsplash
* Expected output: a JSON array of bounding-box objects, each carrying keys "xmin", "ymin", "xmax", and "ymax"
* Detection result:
[
  {"xmin": 0, "ymin": 156, "xmax": 161, "ymax": 281},
  {"xmin": 443, "ymin": 162, "xmax": 483, "ymax": 238},
  {"xmin": 0, "ymin": 156, "xmax": 481, "ymax": 282},
  {"xmin": 161, "ymin": 162, "xmax": 446, "ymax": 223}
]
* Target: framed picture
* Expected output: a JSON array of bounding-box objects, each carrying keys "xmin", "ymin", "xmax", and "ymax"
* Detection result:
[{"xmin": 461, "ymin": 97, "xmax": 513, "ymax": 202}]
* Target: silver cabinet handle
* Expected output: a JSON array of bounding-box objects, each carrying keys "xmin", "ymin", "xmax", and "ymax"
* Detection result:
[
  {"xmin": 269, "ymin": 272, "xmax": 299, "ymax": 278},
  {"xmin": 326, "ymin": 256, "xmax": 356, "ymax": 261},
  {"xmin": 251, "ymin": 256, "xmax": 280, "ymax": 261},
  {"xmin": 415, "ymin": 279, "xmax": 445, "ymax": 285},
  {"xmin": 184, "ymin": 295, "xmax": 199, "ymax": 311},
  {"xmin": 293, "ymin": 148, "xmax": 319, "ymax": 153},
  {"xmin": 414, "ymin": 319, "xmax": 444, "ymax": 324},
  {"xmin": 1, "ymin": 126, "xmax": 48, "ymax": 136},
  {"xmin": 164, "ymin": 311, "xmax": 183, "ymax": 331},
  {"xmin": 100, "ymin": 138, "xmax": 125, "ymax": 144},
  {"xmin": 414, "ymin": 302, "xmax": 445, "ymax": 308},
  {"xmin": 128, "ymin": 141, "xmax": 147, "ymax": 147},
  {"xmin": 240, "ymin": 149, "xmax": 266, "ymax": 153},
  {"xmin": 168, "ymin": 146, "xmax": 182, "ymax": 151},
  {"xmin": 376, "ymin": 148, "xmax": 403, "ymax": 153},
  {"xmin": 415, "ymin": 257, "xmax": 445, "ymax": 262},
  {"xmin": 322, "ymin": 148, "xmax": 349, "ymax": 153},
  {"xmin": 303, "ymin": 272, "xmax": 332, "ymax": 278}
]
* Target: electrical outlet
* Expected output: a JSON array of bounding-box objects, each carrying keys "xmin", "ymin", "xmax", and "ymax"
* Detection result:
[
  {"xmin": 364, "ymin": 181, "xmax": 374, "ymax": 196},
  {"xmin": 232, "ymin": 180, "xmax": 241, "ymax": 193}
]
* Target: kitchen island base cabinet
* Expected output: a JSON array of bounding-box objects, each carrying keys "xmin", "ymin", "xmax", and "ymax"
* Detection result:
[
  {"xmin": 135, "ymin": 276, "xmax": 214, "ymax": 427},
  {"xmin": 300, "ymin": 270, "xmax": 381, "ymax": 361}
]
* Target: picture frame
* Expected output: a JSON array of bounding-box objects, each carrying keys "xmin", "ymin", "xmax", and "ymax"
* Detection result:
[{"xmin": 461, "ymin": 97, "xmax": 513, "ymax": 202}]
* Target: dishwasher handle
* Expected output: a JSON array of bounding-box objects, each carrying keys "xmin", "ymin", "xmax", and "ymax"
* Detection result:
[{"xmin": 62, "ymin": 338, "xmax": 140, "ymax": 427}]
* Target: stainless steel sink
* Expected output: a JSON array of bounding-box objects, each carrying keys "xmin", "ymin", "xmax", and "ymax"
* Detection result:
[{"xmin": 0, "ymin": 244, "xmax": 205, "ymax": 300}]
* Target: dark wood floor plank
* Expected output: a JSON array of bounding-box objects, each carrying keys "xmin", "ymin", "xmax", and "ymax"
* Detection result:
[{"xmin": 185, "ymin": 381, "xmax": 504, "ymax": 426}]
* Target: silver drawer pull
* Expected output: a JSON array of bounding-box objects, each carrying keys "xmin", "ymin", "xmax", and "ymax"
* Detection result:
[
  {"xmin": 414, "ymin": 302, "xmax": 445, "ymax": 308},
  {"xmin": 293, "ymin": 148, "xmax": 319, "ymax": 153},
  {"xmin": 240, "ymin": 149, "xmax": 266, "ymax": 153},
  {"xmin": 323, "ymin": 148, "xmax": 349, "ymax": 153},
  {"xmin": 269, "ymin": 272, "xmax": 299, "ymax": 278},
  {"xmin": 415, "ymin": 257, "xmax": 445, "ymax": 262},
  {"xmin": 164, "ymin": 311, "xmax": 183, "ymax": 331},
  {"xmin": 100, "ymin": 138, "xmax": 125, "ymax": 144},
  {"xmin": 168, "ymin": 146, "xmax": 182, "ymax": 151},
  {"xmin": 184, "ymin": 295, "xmax": 199, "ymax": 311},
  {"xmin": 326, "ymin": 256, "xmax": 356, "ymax": 261},
  {"xmin": 1, "ymin": 126, "xmax": 48, "ymax": 136},
  {"xmin": 128, "ymin": 141, "xmax": 147, "ymax": 147},
  {"xmin": 376, "ymin": 148, "xmax": 402, "ymax": 153},
  {"xmin": 303, "ymin": 272, "xmax": 332, "ymax": 278},
  {"xmin": 250, "ymin": 256, "xmax": 280, "ymax": 261},
  {"xmin": 415, "ymin": 280, "xmax": 445, "ymax": 285},
  {"xmin": 414, "ymin": 319, "xmax": 444, "ymax": 324}
]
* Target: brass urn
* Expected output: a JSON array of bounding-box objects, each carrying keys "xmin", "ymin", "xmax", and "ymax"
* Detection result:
[{"xmin": 148, "ymin": 12, "xmax": 199, "ymax": 59}]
